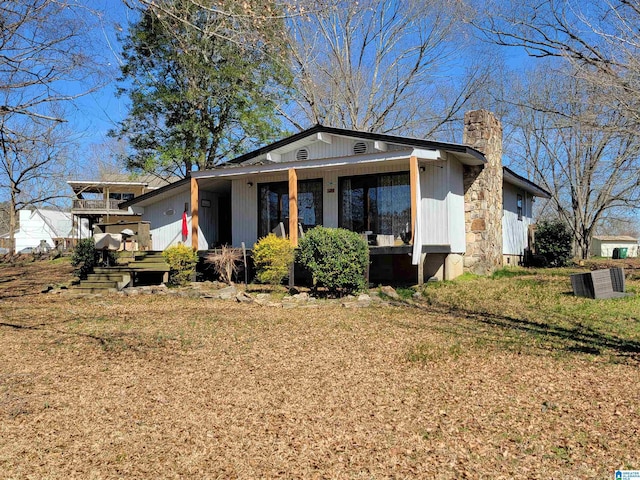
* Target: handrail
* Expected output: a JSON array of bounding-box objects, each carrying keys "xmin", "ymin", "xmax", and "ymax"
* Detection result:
[{"xmin": 72, "ymin": 199, "xmax": 124, "ymax": 211}]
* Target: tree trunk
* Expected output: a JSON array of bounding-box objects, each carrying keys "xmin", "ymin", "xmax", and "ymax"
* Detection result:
[{"xmin": 9, "ymin": 188, "xmax": 16, "ymax": 255}]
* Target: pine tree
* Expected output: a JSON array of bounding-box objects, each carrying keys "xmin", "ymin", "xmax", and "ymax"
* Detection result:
[{"xmin": 113, "ymin": 0, "xmax": 290, "ymax": 177}]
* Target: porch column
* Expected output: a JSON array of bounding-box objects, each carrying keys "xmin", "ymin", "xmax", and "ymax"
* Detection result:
[
  {"xmin": 409, "ymin": 155, "xmax": 419, "ymax": 244},
  {"xmin": 191, "ymin": 176, "xmax": 199, "ymax": 250},
  {"xmin": 288, "ymin": 168, "xmax": 298, "ymax": 247}
]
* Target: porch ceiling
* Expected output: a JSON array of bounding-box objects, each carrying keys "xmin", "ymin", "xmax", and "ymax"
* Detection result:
[{"xmin": 124, "ymin": 178, "xmax": 231, "ymax": 207}]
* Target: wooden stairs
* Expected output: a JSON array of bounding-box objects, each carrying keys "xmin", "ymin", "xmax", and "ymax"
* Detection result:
[{"xmin": 72, "ymin": 252, "xmax": 170, "ymax": 294}]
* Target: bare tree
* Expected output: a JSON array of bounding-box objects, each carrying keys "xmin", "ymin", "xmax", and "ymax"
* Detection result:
[
  {"xmin": 470, "ymin": 0, "xmax": 640, "ymax": 127},
  {"xmin": 123, "ymin": 0, "xmax": 307, "ymax": 54},
  {"xmin": 0, "ymin": 120, "xmax": 74, "ymax": 253},
  {"xmin": 507, "ymin": 66, "xmax": 640, "ymax": 259},
  {"xmin": 0, "ymin": 0, "xmax": 100, "ymax": 253},
  {"xmin": 284, "ymin": 0, "xmax": 492, "ymax": 136}
]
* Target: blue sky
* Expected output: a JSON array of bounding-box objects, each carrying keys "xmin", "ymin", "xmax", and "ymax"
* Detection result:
[{"xmin": 66, "ymin": 1, "xmax": 135, "ymax": 159}]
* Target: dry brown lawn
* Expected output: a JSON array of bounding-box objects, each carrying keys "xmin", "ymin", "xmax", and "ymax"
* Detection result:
[{"xmin": 0, "ymin": 259, "xmax": 638, "ymax": 479}]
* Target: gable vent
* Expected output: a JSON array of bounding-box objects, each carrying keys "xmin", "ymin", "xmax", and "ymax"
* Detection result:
[
  {"xmin": 353, "ymin": 141, "xmax": 368, "ymax": 155},
  {"xmin": 295, "ymin": 148, "xmax": 309, "ymax": 161}
]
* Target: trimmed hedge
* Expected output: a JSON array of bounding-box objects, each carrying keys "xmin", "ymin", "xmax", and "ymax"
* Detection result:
[{"xmin": 297, "ymin": 226, "xmax": 369, "ymax": 295}]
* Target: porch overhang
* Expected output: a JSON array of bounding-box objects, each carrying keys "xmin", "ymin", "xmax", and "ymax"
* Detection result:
[{"xmin": 192, "ymin": 147, "xmax": 483, "ymax": 181}]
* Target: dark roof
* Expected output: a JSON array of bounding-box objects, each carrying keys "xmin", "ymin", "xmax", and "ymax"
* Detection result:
[
  {"xmin": 119, "ymin": 177, "xmax": 190, "ymax": 209},
  {"xmin": 502, "ymin": 166, "xmax": 551, "ymax": 198}
]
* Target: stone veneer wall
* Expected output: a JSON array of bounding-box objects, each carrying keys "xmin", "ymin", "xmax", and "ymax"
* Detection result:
[{"xmin": 462, "ymin": 110, "xmax": 503, "ymax": 275}]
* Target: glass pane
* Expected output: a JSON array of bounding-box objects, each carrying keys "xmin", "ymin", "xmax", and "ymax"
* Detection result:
[
  {"xmin": 259, "ymin": 180, "xmax": 323, "ymax": 238},
  {"xmin": 339, "ymin": 172, "xmax": 410, "ymax": 238},
  {"xmin": 299, "ymin": 180, "xmax": 323, "ymax": 230}
]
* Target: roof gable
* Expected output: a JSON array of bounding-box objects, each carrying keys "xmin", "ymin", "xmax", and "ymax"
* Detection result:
[{"xmin": 225, "ymin": 125, "xmax": 486, "ymax": 168}]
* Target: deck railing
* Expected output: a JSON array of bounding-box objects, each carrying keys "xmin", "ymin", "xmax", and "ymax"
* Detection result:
[{"xmin": 72, "ymin": 198, "xmax": 124, "ymax": 211}]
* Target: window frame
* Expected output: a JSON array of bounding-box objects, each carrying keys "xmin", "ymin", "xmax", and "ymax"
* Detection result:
[{"xmin": 517, "ymin": 193, "xmax": 523, "ymax": 221}]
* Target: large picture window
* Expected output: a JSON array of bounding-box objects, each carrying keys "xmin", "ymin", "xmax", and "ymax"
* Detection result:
[
  {"xmin": 339, "ymin": 172, "xmax": 411, "ymax": 239},
  {"xmin": 258, "ymin": 179, "xmax": 323, "ymax": 238}
]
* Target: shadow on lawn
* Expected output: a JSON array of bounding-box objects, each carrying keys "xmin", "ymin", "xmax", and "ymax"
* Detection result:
[
  {"xmin": 420, "ymin": 305, "xmax": 640, "ymax": 363},
  {"xmin": 0, "ymin": 320, "xmax": 145, "ymax": 352}
]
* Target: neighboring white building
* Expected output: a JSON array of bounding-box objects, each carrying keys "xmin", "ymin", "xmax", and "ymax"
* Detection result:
[
  {"xmin": 591, "ymin": 236, "xmax": 639, "ymax": 258},
  {"xmin": 2, "ymin": 208, "xmax": 89, "ymax": 252}
]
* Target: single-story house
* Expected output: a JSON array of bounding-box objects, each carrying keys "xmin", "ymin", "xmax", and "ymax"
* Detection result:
[
  {"xmin": 121, "ymin": 110, "xmax": 550, "ymax": 283},
  {"xmin": 591, "ymin": 236, "xmax": 639, "ymax": 258}
]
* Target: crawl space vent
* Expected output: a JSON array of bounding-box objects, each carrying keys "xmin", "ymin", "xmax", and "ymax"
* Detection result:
[
  {"xmin": 353, "ymin": 141, "xmax": 368, "ymax": 155},
  {"xmin": 295, "ymin": 148, "xmax": 309, "ymax": 161}
]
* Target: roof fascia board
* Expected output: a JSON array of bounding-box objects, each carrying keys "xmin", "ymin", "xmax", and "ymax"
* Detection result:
[
  {"xmin": 503, "ymin": 167, "xmax": 551, "ymax": 198},
  {"xmin": 119, "ymin": 177, "xmax": 190, "ymax": 208},
  {"xmin": 193, "ymin": 149, "xmax": 443, "ymax": 180},
  {"xmin": 67, "ymin": 180, "xmax": 150, "ymax": 187}
]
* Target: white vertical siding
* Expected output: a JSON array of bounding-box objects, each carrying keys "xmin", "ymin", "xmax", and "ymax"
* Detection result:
[
  {"xmin": 502, "ymin": 182, "xmax": 531, "ymax": 255},
  {"xmin": 447, "ymin": 157, "xmax": 466, "ymax": 253},
  {"xmin": 278, "ymin": 136, "xmax": 406, "ymax": 164},
  {"xmin": 144, "ymin": 190, "xmax": 190, "ymax": 250},
  {"xmin": 143, "ymin": 190, "xmax": 216, "ymax": 251},
  {"xmin": 420, "ymin": 160, "xmax": 449, "ymax": 245},
  {"xmin": 231, "ymin": 178, "xmax": 259, "ymax": 248}
]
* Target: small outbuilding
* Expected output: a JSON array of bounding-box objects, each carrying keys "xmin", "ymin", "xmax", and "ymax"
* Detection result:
[{"xmin": 591, "ymin": 236, "xmax": 639, "ymax": 258}]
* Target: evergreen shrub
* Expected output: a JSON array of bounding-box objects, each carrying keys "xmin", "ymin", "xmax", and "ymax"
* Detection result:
[
  {"xmin": 297, "ymin": 226, "xmax": 369, "ymax": 295},
  {"xmin": 71, "ymin": 238, "xmax": 98, "ymax": 279},
  {"xmin": 535, "ymin": 220, "xmax": 573, "ymax": 267}
]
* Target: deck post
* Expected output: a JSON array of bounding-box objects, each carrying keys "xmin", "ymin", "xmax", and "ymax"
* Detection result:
[
  {"xmin": 288, "ymin": 168, "xmax": 298, "ymax": 247},
  {"xmin": 409, "ymin": 155, "xmax": 419, "ymax": 244},
  {"xmin": 191, "ymin": 176, "xmax": 199, "ymax": 250}
]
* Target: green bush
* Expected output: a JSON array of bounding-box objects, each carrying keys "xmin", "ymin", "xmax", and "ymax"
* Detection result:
[
  {"xmin": 252, "ymin": 234, "xmax": 294, "ymax": 285},
  {"xmin": 535, "ymin": 220, "xmax": 573, "ymax": 267},
  {"xmin": 71, "ymin": 238, "xmax": 98, "ymax": 279},
  {"xmin": 297, "ymin": 226, "xmax": 369, "ymax": 295},
  {"xmin": 162, "ymin": 244, "xmax": 199, "ymax": 286}
]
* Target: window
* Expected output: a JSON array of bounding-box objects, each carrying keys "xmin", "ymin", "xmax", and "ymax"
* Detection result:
[
  {"xmin": 109, "ymin": 192, "xmax": 135, "ymax": 202},
  {"xmin": 258, "ymin": 179, "xmax": 323, "ymax": 238},
  {"xmin": 339, "ymin": 172, "xmax": 411, "ymax": 238},
  {"xmin": 517, "ymin": 194, "xmax": 523, "ymax": 221}
]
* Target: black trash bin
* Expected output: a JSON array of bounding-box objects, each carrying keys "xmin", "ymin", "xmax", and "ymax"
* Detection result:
[{"xmin": 612, "ymin": 248, "xmax": 620, "ymax": 259}]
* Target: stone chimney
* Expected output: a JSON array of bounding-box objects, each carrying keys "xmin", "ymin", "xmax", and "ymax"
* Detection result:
[{"xmin": 462, "ymin": 110, "xmax": 503, "ymax": 275}]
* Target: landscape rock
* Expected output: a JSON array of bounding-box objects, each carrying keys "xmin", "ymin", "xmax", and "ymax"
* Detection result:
[
  {"xmin": 235, "ymin": 291, "xmax": 253, "ymax": 303},
  {"xmin": 379, "ymin": 285, "xmax": 400, "ymax": 299},
  {"xmin": 216, "ymin": 285, "xmax": 238, "ymax": 300}
]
